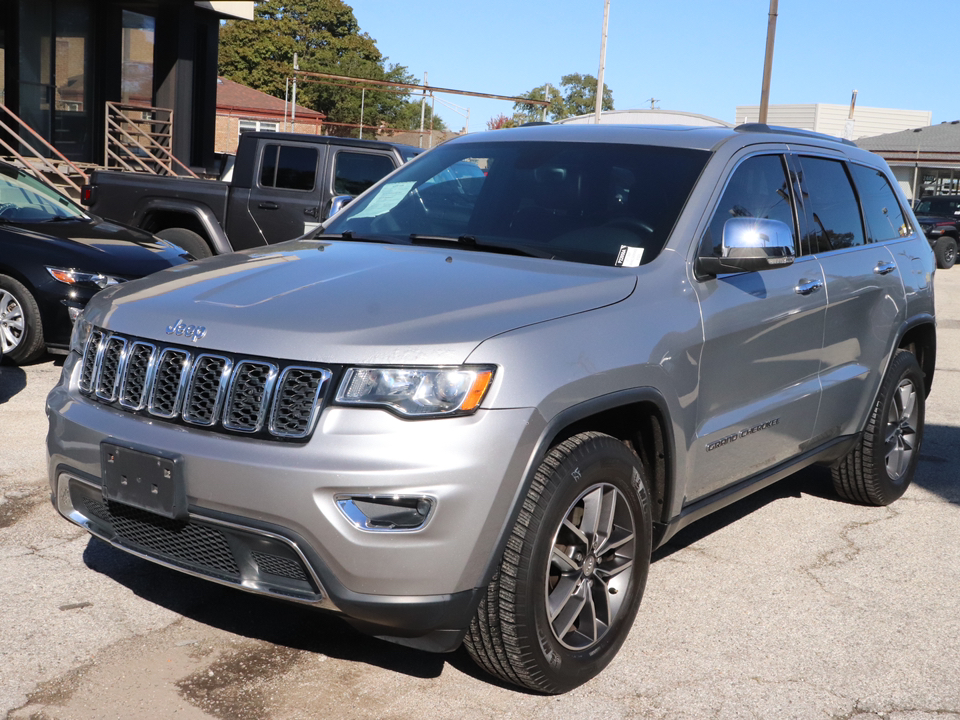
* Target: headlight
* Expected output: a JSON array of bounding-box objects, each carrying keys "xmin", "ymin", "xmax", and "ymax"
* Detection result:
[
  {"xmin": 336, "ymin": 366, "xmax": 495, "ymax": 417},
  {"xmin": 47, "ymin": 267, "xmax": 125, "ymax": 289},
  {"xmin": 69, "ymin": 315, "xmax": 93, "ymax": 355}
]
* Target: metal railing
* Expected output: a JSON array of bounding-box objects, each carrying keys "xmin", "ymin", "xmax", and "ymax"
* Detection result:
[
  {"xmin": 104, "ymin": 102, "xmax": 198, "ymax": 178},
  {"xmin": 0, "ymin": 103, "xmax": 89, "ymax": 196}
]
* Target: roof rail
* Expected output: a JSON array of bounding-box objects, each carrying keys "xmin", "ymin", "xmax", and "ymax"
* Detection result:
[{"xmin": 734, "ymin": 123, "xmax": 856, "ymax": 147}]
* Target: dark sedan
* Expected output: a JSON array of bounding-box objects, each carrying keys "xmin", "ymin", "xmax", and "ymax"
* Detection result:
[{"xmin": 0, "ymin": 162, "xmax": 191, "ymax": 364}]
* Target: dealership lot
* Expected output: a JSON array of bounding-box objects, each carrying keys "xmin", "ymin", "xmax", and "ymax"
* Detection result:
[{"xmin": 1, "ymin": 269, "xmax": 958, "ymax": 719}]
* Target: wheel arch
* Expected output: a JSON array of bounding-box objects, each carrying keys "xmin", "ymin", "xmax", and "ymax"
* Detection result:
[
  {"xmin": 136, "ymin": 200, "xmax": 232, "ymax": 254},
  {"xmin": 896, "ymin": 317, "xmax": 936, "ymax": 397},
  {"xmin": 477, "ymin": 388, "xmax": 677, "ymax": 592}
]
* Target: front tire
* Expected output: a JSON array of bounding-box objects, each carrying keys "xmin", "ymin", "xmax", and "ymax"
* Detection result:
[
  {"xmin": 0, "ymin": 274, "xmax": 45, "ymax": 364},
  {"xmin": 934, "ymin": 236, "xmax": 957, "ymax": 269},
  {"xmin": 832, "ymin": 350, "xmax": 924, "ymax": 506},
  {"xmin": 465, "ymin": 432, "xmax": 652, "ymax": 693}
]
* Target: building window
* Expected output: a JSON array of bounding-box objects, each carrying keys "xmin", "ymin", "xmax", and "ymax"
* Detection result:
[{"xmin": 239, "ymin": 120, "xmax": 279, "ymax": 136}]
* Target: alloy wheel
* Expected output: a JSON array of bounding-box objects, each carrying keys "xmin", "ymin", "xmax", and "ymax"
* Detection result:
[
  {"xmin": 884, "ymin": 377, "xmax": 919, "ymax": 481},
  {"xmin": 0, "ymin": 289, "xmax": 25, "ymax": 354},
  {"xmin": 545, "ymin": 482, "xmax": 636, "ymax": 650}
]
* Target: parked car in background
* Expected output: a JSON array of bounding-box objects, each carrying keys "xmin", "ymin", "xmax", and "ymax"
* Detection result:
[
  {"xmin": 80, "ymin": 132, "xmax": 421, "ymax": 259},
  {"xmin": 0, "ymin": 161, "xmax": 191, "ymax": 364},
  {"xmin": 914, "ymin": 194, "xmax": 959, "ymax": 268}
]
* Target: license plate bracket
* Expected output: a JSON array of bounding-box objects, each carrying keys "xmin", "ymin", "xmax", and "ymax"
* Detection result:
[{"xmin": 101, "ymin": 442, "xmax": 187, "ymax": 520}]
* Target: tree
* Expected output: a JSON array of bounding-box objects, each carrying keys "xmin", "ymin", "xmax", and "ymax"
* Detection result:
[
  {"xmin": 218, "ymin": 1, "xmax": 440, "ymax": 135},
  {"xmin": 514, "ymin": 73, "xmax": 614, "ymax": 123},
  {"xmin": 486, "ymin": 113, "xmax": 518, "ymax": 131}
]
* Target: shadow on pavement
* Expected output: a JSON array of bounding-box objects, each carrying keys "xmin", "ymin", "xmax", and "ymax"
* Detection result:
[
  {"xmin": 0, "ymin": 363, "xmax": 27, "ymax": 404},
  {"xmin": 81, "ymin": 537, "xmax": 455, "ymax": 681}
]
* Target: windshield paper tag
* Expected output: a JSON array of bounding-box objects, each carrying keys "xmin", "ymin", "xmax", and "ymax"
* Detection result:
[
  {"xmin": 351, "ymin": 181, "xmax": 416, "ymax": 219},
  {"xmin": 615, "ymin": 245, "xmax": 644, "ymax": 268}
]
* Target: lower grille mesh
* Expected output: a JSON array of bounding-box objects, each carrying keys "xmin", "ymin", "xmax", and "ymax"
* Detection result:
[{"xmin": 82, "ymin": 496, "xmax": 240, "ymax": 579}]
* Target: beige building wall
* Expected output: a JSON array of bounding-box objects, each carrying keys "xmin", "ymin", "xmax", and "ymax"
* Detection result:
[{"xmin": 735, "ymin": 104, "xmax": 932, "ymax": 140}]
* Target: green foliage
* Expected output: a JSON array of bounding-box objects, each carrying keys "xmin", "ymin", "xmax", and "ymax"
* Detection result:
[
  {"xmin": 514, "ymin": 73, "xmax": 614, "ymax": 122},
  {"xmin": 219, "ymin": 0, "xmax": 443, "ymax": 135}
]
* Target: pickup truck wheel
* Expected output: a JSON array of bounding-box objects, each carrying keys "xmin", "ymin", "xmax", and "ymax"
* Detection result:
[
  {"xmin": 934, "ymin": 236, "xmax": 957, "ymax": 269},
  {"xmin": 0, "ymin": 274, "xmax": 45, "ymax": 364},
  {"xmin": 832, "ymin": 349, "xmax": 924, "ymax": 506},
  {"xmin": 156, "ymin": 228, "xmax": 212, "ymax": 259},
  {"xmin": 464, "ymin": 432, "xmax": 652, "ymax": 694}
]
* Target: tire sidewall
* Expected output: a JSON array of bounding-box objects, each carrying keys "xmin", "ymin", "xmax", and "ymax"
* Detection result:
[
  {"xmin": 935, "ymin": 236, "xmax": 957, "ymax": 269},
  {"xmin": 156, "ymin": 228, "xmax": 212, "ymax": 259},
  {"xmin": 868, "ymin": 351, "xmax": 925, "ymax": 504},
  {"xmin": 0, "ymin": 275, "xmax": 44, "ymax": 364},
  {"xmin": 519, "ymin": 436, "xmax": 652, "ymax": 692}
]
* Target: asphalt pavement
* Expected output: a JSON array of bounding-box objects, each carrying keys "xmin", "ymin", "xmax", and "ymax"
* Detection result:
[{"xmin": 1, "ymin": 268, "xmax": 958, "ymax": 720}]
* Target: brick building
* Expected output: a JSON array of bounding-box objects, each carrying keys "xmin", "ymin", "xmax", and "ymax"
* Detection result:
[{"xmin": 215, "ymin": 76, "xmax": 325, "ymax": 154}]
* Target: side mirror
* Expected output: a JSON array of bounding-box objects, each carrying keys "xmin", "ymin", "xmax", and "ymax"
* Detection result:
[
  {"xmin": 697, "ymin": 217, "xmax": 795, "ymax": 275},
  {"xmin": 326, "ymin": 195, "xmax": 353, "ymax": 220}
]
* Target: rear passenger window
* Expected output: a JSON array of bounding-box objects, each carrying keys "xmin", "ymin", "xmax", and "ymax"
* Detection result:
[
  {"xmin": 334, "ymin": 152, "xmax": 396, "ymax": 196},
  {"xmin": 260, "ymin": 145, "xmax": 318, "ymax": 191},
  {"xmin": 701, "ymin": 154, "xmax": 796, "ymax": 258},
  {"xmin": 849, "ymin": 164, "xmax": 911, "ymax": 241},
  {"xmin": 798, "ymin": 157, "xmax": 865, "ymax": 252}
]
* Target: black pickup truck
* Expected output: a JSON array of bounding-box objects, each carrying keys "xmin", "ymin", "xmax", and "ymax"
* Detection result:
[
  {"xmin": 914, "ymin": 194, "xmax": 959, "ymax": 269},
  {"xmin": 80, "ymin": 132, "xmax": 420, "ymax": 258}
]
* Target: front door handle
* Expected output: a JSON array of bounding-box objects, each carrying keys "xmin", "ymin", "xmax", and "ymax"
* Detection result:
[
  {"xmin": 795, "ymin": 278, "xmax": 823, "ymax": 296},
  {"xmin": 258, "ymin": 201, "xmax": 279, "ymax": 210},
  {"xmin": 874, "ymin": 260, "xmax": 896, "ymax": 275}
]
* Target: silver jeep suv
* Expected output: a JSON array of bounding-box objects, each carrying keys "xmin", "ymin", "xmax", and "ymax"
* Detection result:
[{"xmin": 47, "ymin": 123, "xmax": 936, "ymax": 693}]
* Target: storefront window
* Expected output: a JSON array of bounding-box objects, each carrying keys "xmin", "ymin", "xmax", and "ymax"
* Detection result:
[{"xmin": 121, "ymin": 10, "xmax": 155, "ymax": 107}]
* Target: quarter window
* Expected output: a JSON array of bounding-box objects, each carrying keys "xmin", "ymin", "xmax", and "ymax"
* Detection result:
[
  {"xmin": 333, "ymin": 152, "xmax": 396, "ymax": 196},
  {"xmin": 701, "ymin": 154, "xmax": 796, "ymax": 258},
  {"xmin": 797, "ymin": 157, "xmax": 865, "ymax": 252},
  {"xmin": 849, "ymin": 164, "xmax": 910, "ymax": 242},
  {"xmin": 259, "ymin": 144, "xmax": 318, "ymax": 191}
]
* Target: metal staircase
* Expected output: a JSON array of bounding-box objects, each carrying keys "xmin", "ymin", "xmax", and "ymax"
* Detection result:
[
  {"xmin": 104, "ymin": 102, "xmax": 198, "ymax": 178},
  {"xmin": 0, "ymin": 103, "xmax": 89, "ymax": 198}
]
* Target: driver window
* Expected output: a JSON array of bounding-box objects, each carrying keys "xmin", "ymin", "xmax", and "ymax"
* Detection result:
[{"xmin": 701, "ymin": 154, "xmax": 796, "ymax": 258}]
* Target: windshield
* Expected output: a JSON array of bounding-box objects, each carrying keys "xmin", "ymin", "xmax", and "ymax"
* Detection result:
[
  {"xmin": 0, "ymin": 168, "xmax": 90, "ymax": 223},
  {"xmin": 916, "ymin": 197, "xmax": 960, "ymax": 216},
  {"xmin": 323, "ymin": 140, "xmax": 709, "ymax": 267}
]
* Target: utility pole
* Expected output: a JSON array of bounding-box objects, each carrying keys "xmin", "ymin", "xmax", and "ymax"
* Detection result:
[
  {"xmin": 758, "ymin": 0, "xmax": 778, "ymax": 124},
  {"xmin": 419, "ymin": 72, "xmax": 427, "ymax": 148},
  {"xmin": 291, "ymin": 53, "xmax": 298, "ymax": 128},
  {"xmin": 842, "ymin": 89, "xmax": 858, "ymax": 140},
  {"xmin": 594, "ymin": 0, "xmax": 610, "ymax": 123},
  {"xmin": 648, "ymin": 97, "xmax": 659, "ymax": 110}
]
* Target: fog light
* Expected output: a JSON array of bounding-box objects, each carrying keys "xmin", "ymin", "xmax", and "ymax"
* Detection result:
[{"xmin": 336, "ymin": 494, "xmax": 435, "ymax": 532}]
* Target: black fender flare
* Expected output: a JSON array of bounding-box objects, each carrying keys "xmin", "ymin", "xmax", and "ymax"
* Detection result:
[{"xmin": 133, "ymin": 199, "xmax": 233, "ymax": 255}]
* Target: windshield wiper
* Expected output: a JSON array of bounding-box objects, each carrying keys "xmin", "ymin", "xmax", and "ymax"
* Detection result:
[
  {"xmin": 409, "ymin": 234, "xmax": 554, "ymax": 259},
  {"xmin": 312, "ymin": 231, "xmax": 404, "ymax": 244}
]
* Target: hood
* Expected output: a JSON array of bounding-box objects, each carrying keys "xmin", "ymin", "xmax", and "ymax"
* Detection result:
[
  {"xmin": 2, "ymin": 217, "xmax": 188, "ymax": 275},
  {"xmin": 88, "ymin": 239, "xmax": 637, "ymax": 365}
]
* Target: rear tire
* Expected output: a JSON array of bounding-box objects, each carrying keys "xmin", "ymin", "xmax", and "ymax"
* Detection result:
[
  {"xmin": 156, "ymin": 227, "xmax": 212, "ymax": 259},
  {"xmin": 464, "ymin": 432, "xmax": 652, "ymax": 694},
  {"xmin": 0, "ymin": 274, "xmax": 45, "ymax": 364},
  {"xmin": 934, "ymin": 236, "xmax": 957, "ymax": 269},
  {"xmin": 832, "ymin": 349, "xmax": 924, "ymax": 506}
]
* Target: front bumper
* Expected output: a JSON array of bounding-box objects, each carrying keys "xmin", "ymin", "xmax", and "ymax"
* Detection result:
[{"xmin": 47, "ymin": 352, "xmax": 543, "ymax": 649}]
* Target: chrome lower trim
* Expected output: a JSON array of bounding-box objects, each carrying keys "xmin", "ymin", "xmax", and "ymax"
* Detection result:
[{"xmin": 56, "ymin": 472, "xmax": 337, "ymax": 611}]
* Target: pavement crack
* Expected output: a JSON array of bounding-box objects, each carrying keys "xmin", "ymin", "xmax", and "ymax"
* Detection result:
[{"xmin": 802, "ymin": 506, "xmax": 899, "ymax": 593}]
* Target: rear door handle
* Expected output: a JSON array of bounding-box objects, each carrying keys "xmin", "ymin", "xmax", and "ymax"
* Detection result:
[
  {"xmin": 258, "ymin": 201, "xmax": 279, "ymax": 210},
  {"xmin": 874, "ymin": 260, "xmax": 896, "ymax": 275},
  {"xmin": 795, "ymin": 278, "xmax": 823, "ymax": 296}
]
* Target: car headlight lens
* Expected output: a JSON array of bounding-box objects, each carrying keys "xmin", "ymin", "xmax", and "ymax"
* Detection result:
[
  {"xmin": 336, "ymin": 366, "xmax": 495, "ymax": 417},
  {"xmin": 47, "ymin": 267, "xmax": 125, "ymax": 288},
  {"xmin": 69, "ymin": 315, "xmax": 93, "ymax": 355}
]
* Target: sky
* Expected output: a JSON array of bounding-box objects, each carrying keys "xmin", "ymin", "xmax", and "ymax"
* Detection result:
[{"xmin": 348, "ymin": 0, "xmax": 958, "ymax": 134}]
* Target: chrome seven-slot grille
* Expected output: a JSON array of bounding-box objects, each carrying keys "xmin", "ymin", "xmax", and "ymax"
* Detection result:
[{"xmin": 79, "ymin": 328, "xmax": 332, "ymax": 440}]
